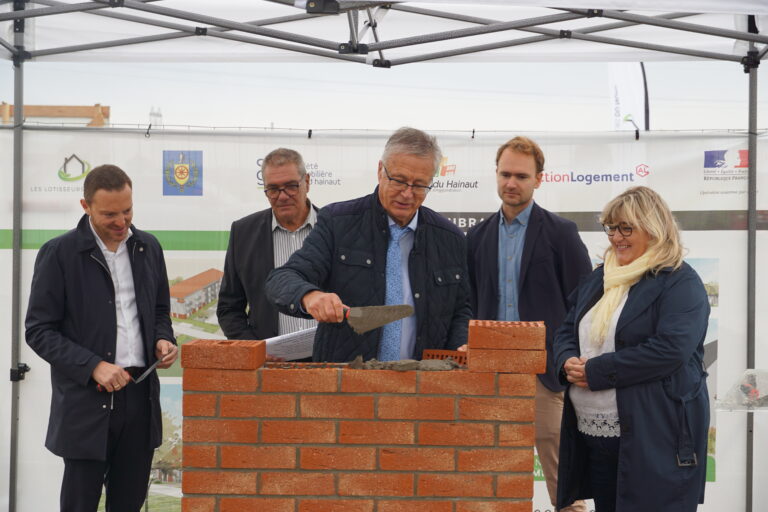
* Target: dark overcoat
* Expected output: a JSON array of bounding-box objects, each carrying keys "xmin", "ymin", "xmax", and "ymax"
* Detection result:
[
  {"xmin": 25, "ymin": 214, "xmax": 175, "ymax": 460},
  {"xmin": 265, "ymin": 189, "xmax": 471, "ymax": 362},
  {"xmin": 553, "ymin": 262, "xmax": 710, "ymax": 512},
  {"xmin": 466, "ymin": 203, "xmax": 592, "ymax": 391}
]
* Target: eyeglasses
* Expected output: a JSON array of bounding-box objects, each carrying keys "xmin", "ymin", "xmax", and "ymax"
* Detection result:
[
  {"xmin": 264, "ymin": 183, "xmax": 301, "ymax": 199},
  {"xmin": 382, "ymin": 166, "xmax": 432, "ymax": 197},
  {"xmin": 603, "ymin": 223, "xmax": 634, "ymax": 237}
]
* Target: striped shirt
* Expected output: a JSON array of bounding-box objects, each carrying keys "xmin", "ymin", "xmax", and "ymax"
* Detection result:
[{"xmin": 273, "ymin": 205, "xmax": 318, "ymax": 335}]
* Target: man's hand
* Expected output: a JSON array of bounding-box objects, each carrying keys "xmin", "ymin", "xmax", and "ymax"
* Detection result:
[
  {"xmin": 564, "ymin": 356, "xmax": 589, "ymax": 388},
  {"xmin": 301, "ymin": 291, "xmax": 347, "ymax": 323},
  {"xmin": 92, "ymin": 362, "xmax": 131, "ymax": 392},
  {"xmin": 456, "ymin": 344, "xmax": 468, "ymax": 352},
  {"xmin": 155, "ymin": 339, "xmax": 179, "ymax": 369}
]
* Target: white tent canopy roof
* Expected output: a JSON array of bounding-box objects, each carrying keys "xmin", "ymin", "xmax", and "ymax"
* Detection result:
[{"xmin": 0, "ymin": 1, "xmax": 766, "ymax": 65}]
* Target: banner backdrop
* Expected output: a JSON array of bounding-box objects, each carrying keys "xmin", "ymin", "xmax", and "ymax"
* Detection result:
[{"xmin": 1, "ymin": 128, "xmax": 767, "ymax": 511}]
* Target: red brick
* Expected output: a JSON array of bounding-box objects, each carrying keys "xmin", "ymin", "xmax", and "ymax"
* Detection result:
[
  {"xmin": 468, "ymin": 349, "xmax": 546, "ymax": 374},
  {"xmin": 417, "ymin": 474, "xmax": 493, "ymax": 497},
  {"xmin": 458, "ymin": 397, "xmax": 535, "ymax": 422},
  {"xmin": 220, "ymin": 394, "xmax": 296, "ymax": 418},
  {"xmin": 458, "ymin": 448, "xmax": 533, "ymax": 472},
  {"xmin": 184, "ymin": 419, "xmax": 258, "ymax": 443},
  {"xmin": 377, "ymin": 396, "xmax": 454, "ymax": 420},
  {"xmin": 468, "ymin": 320, "xmax": 545, "ymax": 350},
  {"xmin": 419, "ymin": 370, "xmax": 496, "ymax": 396},
  {"xmin": 338, "ymin": 473, "xmax": 414, "ymax": 496},
  {"xmin": 456, "ymin": 502, "xmax": 531, "ymax": 512},
  {"xmin": 260, "ymin": 472, "xmax": 335, "ymax": 496},
  {"xmin": 379, "ymin": 447, "xmax": 454, "ymax": 471},
  {"xmin": 299, "ymin": 499, "xmax": 374, "ymax": 512},
  {"xmin": 418, "ymin": 423, "xmax": 494, "ymax": 446},
  {"xmin": 498, "ymin": 374, "xmax": 536, "ymax": 396},
  {"xmin": 262, "ymin": 420, "xmax": 336, "ymax": 444},
  {"xmin": 300, "ymin": 447, "xmax": 376, "ymax": 470},
  {"xmin": 341, "ymin": 370, "xmax": 416, "ymax": 393},
  {"xmin": 339, "ymin": 421, "xmax": 415, "ymax": 445},
  {"xmin": 261, "ymin": 368, "xmax": 338, "ymax": 392},
  {"xmin": 183, "ymin": 339, "xmax": 266, "ymax": 370},
  {"xmin": 498, "ymin": 424, "xmax": 535, "ymax": 447},
  {"xmin": 220, "ymin": 497, "xmax": 294, "ymax": 512},
  {"xmin": 182, "ymin": 445, "xmax": 217, "ymax": 468},
  {"xmin": 378, "ymin": 501, "xmax": 453, "ymax": 512},
  {"xmin": 183, "ymin": 394, "xmax": 218, "ymax": 417},
  {"xmin": 184, "ymin": 369, "xmax": 258, "ymax": 392},
  {"xmin": 497, "ymin": 475, "xmax": 534, "ymax": 498},
  {"xmin": 221, "ymin": 445, "xmax": 296, "ymax": 469},
  {"xmin": 182, "ymin": 471, "xmax": 257, "ymax": 495},
  {"xmin": 181, "ymin": 497, "xmax": 215, "ymax": 512},
  {"xmin": 300, "ymin": 395, "xmax": 374, "ymax": 419}
]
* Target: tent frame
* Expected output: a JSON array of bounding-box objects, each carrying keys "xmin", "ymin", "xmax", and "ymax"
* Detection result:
[{"xmin": 2, "ymin": 1, "xmax": 763, "ymax": 511}]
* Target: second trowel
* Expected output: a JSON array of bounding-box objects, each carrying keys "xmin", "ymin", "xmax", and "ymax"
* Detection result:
[{"xmin": 344, "ymin": 304, "xmax": 414, "ymax": 335}]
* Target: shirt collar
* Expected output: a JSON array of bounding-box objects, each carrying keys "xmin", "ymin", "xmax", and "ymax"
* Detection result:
[
  {"xmin": 88, "ymin": 216, "xmax": 133, "ymax": 253},
  {"xmin": 499, "ymin": 200, "xmax": 534, "ymax": 227},
  {"xmin": 272, "ymin": 201, "xmax": 316, "ymax": 232},
  {"xmin": 388, "ymin": 210, "xmax": 419, "ymax": 232}
]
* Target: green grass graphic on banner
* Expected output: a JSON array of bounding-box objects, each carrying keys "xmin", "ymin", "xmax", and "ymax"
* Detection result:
[{"xmin": 0, "ymin": 229, "xmax": 230, "ymax": 251}]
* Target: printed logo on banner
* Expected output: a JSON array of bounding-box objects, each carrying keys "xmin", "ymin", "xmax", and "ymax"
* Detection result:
[
  {"xmin": 430, "ymin": 157, "xmax": 478, "ymax": 193},
  {"xmin": 163, "ymin": 151, "xmax": 202, "ymax": 196},
  {"xmin": 542, "ymin": 163, "xmax": 650, "ymax": 185},
  {"xmin": 702, "ymin": 149, "xmax": 748, "ymax": 182},
  {"xmin": 58, "ymin": 154, "xmax": 92, "ymax": 182},
  {"xmin": 255, "ymin": 159, "xmax": 342, "ymax": 187}
]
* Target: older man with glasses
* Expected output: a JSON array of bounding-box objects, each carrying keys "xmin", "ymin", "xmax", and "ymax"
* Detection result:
[
  {"xmin": 217, "ymin": 148, "xmax": 318, "ymax": 349},
  {"xmin": 266, "ymin": 127, "xmax": 471, "ymax": 363}
]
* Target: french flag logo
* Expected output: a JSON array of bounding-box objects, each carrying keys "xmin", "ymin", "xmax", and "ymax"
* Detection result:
[{"xmin": 704, "ymin": 149, "xmax": 749, "ymax": 169}]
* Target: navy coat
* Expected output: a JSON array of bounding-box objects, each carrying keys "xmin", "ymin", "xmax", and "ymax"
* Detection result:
[
  {"xmin": 25, "ymin": 214, "xmax": 175, "ymax": 460},
  {"xmin": 466, "ymin": 203, "xmax": 592, "ymax": 391},
  {"xmin": 265, "ymin": 189, "xmax": 471, "ymax": 362},
  {"xmin": 553, "ymin": 262, "xmax": 710, "ymax": 512}
]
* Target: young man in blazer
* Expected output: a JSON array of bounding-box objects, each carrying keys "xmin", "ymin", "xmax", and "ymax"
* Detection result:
[
  {"xmin": 217, "ymin": 148, "xmax": 319, "ymax": 344},
  {"xmin": 466, "ymin": 136, "xmax": 591, "ymax": 512}
]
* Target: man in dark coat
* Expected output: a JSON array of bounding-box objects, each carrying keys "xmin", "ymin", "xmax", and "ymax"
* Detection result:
[
  {"xmin": 265, "ymin": 127, "xmax": 471, "ymax": 362},
  {"xmin": 466, "ymin": 136, "xmax": 591, "ymax": 512},
  {"xmin": 25, "ymin": 164, "xmax": 178, "ymax": 512},
  {"xmin": 217, "ymin": 148, "xmax": 318, "ymax": 343}
]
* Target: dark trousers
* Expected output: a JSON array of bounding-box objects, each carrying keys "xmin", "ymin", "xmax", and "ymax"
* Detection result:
[
  {"xmin": 581, "ymin": 432, "xmax": 621, "ymax": 512},
  {"xmin": 60, "ymin": 379, "xmax": 154, "ymax": 512}
]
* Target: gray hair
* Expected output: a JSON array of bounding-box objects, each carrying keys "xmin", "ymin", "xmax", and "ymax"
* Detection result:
[
  {"xmin": 262, "ymin": 147, "xmax": 307, "ymax": 178},
  {"xmin": 381, "ymin": 127, "xmax": 442, "ymax": 174}
]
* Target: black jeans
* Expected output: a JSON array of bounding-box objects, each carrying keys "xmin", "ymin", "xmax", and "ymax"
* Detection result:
[
  {"xmin": 581, "ymin": 432, "xmax": 621, "ymax": 512},
  {"xmin": 60, "ymin": 378, "xmax": 154, "ymax": 512}
]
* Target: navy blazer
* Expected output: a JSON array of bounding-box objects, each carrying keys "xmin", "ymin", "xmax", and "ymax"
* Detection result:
[
  {"xmin": 466, "ymin": 202, "xmax": 592, "ymax": 391},
  {"xmin": 25, "ymin": 214, "xmax": 174, "ymax": 460},
  {"xmin": 553, "ymin": 263, "xmax": 710, "ymax": 511}
]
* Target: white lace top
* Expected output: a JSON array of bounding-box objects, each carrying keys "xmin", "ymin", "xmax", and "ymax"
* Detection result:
[{"xmin": 568, "ymin": 291, "xmax": 629, "ymax": 438}]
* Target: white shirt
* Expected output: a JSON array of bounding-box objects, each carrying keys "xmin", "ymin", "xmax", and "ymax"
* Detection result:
[
  {"xmin": 90, "ymin": 219, "xmax": 145, "ymax": 367},
  {"xmin": 568, "ymin": 291, "xmax": 629, "ymax": 438}
]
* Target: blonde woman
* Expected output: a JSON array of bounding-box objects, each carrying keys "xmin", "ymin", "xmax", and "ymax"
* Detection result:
[{"xmin": 553, "ymin": 186, "xmax": 710, "ymax": 512}]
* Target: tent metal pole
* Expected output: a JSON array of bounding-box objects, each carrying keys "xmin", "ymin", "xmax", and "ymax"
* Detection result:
[
  {"xmin": 746, "ymin": 43, "xmax": 758, "ymax": 512},
  {"xmin": 0, "ymin": 1, "xmax": 111, "ymax": 22},
  {"xmin": 10, "ymin": 3, "xmax": 25, "ymax": 511},
  {"xmin": 0, "ymin": 35, "xmax": 16, "ymax": 54}
]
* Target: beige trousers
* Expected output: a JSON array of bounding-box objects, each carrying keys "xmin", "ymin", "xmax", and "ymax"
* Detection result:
[{"xmin": 535, "ymin": 379, "xmax": 588, "ymax": 512}]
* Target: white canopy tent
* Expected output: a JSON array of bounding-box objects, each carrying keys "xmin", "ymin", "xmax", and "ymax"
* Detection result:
[{"xmin": 2, "ymin": 2, "xmax": 766, "ymax": 511}]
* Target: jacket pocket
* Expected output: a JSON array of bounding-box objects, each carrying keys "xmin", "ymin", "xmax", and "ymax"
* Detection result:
[
  {"xmin": 433, "ymin": 267, "xmax": 464, "ymax": 286},
  {"xmin": 336, "ymin": 248, "xmax": 375, "ymax": 268}
]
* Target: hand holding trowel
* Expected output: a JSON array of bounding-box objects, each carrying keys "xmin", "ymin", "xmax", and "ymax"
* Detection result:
[{"xmin": 301, "ymin": 290, "xmax": 413, "ymax": 333}]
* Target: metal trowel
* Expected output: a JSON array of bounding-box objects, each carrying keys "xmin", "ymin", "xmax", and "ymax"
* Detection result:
[{"xmin": 344, "ymin": 304, "xmax": 414, "ymax": 335}]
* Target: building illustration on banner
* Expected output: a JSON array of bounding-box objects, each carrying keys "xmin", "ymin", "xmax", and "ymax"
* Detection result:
[
  {"xmin": 57, "ymin": 153, "xmax": 92, "ymax": 182},
  {"xmin": 169, "ymin": 268, "xmax": 223, "ymax": 319},
  {"xmin": 163, "ymin": 150, "xmax": 203, "ymax": 195}
]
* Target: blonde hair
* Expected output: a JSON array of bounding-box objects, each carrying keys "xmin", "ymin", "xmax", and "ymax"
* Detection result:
[{"xmin": 599, "ymin": 186, "xmax": 684, "ymax": 272}]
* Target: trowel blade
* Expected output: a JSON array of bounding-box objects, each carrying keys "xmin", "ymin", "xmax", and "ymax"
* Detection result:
[{"xmin": 345, "ymin": 304, "xmax": 414, "ymax": 335}]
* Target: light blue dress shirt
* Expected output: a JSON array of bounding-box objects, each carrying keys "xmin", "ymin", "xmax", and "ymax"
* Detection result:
[
  {"xmin": 388, "ymin": 213, "xmax": 418, "ymax": 360},
  {"xmin": 497, "ymin": 201, "xmax": 533, "ymax": 321}
]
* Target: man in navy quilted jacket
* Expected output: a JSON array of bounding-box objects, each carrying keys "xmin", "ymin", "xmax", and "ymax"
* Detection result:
[{"xmin": 266, "ymin": 127, "xmax": 470, "ymax": 362}]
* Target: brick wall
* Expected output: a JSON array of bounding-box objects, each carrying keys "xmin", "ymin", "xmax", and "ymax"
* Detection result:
[{"xmin": 181, "ymin": 320, "xmax": 545, "ymax": 512}]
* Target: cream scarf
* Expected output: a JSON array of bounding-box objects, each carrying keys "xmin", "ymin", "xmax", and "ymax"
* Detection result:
[{"xmin": 589, "ymin": 248, "xmax": 654, "ymax": 346}]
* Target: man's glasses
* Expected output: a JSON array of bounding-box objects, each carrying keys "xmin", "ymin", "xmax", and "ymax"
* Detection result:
[
  {"xmin": 264, "ymin": 183, "xmax": 301, "ymax": 199},
  {"xmin": 603, "ymin": 223, "xmax": 634, "ymax": 237},
  {"xmin": 382, "ymin": 166, "xmax": 432, "ymax": 197}
]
